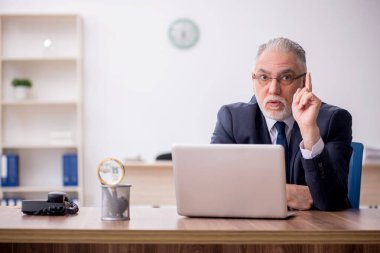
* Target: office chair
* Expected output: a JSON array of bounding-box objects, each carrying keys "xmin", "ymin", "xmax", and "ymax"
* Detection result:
[
  {"xmin": 348, "ymin": 142, "xmax": 364, "ymax": 208},
  {"xmin": 155, "ymin": 153, "xmax": 172, "ymax": 161}
]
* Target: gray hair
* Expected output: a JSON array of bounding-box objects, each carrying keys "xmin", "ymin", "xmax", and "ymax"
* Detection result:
[{"xmin": 256, "ymin": 37, "xmax": 307, "ymax": 71}]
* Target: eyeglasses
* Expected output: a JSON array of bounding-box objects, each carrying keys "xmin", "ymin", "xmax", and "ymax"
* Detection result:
[{"xmin": 252, "ymin": 72, "xmax": 306, "ymax": 86}]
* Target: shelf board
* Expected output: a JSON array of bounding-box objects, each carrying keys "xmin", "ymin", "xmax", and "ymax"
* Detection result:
[
  {"xmin": 0, "ymin": 186, "xmax": 80, "ymax": 193},
  {"xmin": 0, "ymin": 14, "xmax": 79, "ymax": 18},
  {"xmin": 125, "ymin": 161, "xmax": 173, "ymax": 168},
  {"xmin": 1, "ymin": 57, "xmax": 78, "ymax": 62},
  {"xmin": 2, "ymin": 144, "xmax": 78, "ymax": 149},
  {"xmin": 1, "ymin": 100, "xmax": 78, "ymax": 106}
]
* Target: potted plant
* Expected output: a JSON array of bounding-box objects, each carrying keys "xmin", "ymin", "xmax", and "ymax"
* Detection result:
[{"xmin": 11, "ymin": 78, "xmax": 32, "ymax": 100}]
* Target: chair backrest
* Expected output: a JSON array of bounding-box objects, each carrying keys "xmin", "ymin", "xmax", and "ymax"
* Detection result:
[
  {"xmin": 348, "ymin": 142, "xmax": 364, "ymax": 208},
  {"xmin": 156, "ymin": 152, "xmax": 172, "ymax": 161}
]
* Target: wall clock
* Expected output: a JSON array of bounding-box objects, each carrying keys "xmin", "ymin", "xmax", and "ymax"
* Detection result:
[{"xmin": 168, "ymin": 18, "xmax": 200, "ymax": 49}]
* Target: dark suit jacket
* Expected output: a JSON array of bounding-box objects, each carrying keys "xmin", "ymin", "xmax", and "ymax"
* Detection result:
[{"xmin": 211, "ymin": 96, "xmax": 352, "ymax": 211}]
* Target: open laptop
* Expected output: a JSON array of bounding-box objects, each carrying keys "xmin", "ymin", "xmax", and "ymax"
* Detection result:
[{"xmin": 172, "ymin": 144, "xmax": 292, "ymax": 219}]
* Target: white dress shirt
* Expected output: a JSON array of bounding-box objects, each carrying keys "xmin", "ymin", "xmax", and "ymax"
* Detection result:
[{"xmin": 263, "ymin": 116, "xmax": 324, "ymax": 159}]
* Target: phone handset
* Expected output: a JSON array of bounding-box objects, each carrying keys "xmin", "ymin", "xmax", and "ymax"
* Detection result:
[{"xmin": 47, "ymin": 192, "xmax": 79, "ymax": 215}]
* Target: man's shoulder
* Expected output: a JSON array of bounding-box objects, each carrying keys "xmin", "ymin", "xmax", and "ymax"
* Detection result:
[
  {"xmin": 318, "ymin": 103, "xmax": 352, "ymax": 126},
  {"xmin": 219, "ymin": 96, "xmax": 258, "ymax": 112},
  {"xmin": 222, "ymin": 101, "xmax": 256, "ymax": 110},
  {"xmin": 218, "ymin": 101, "xmax": 258, "ymax": 118},
  {"xmin": 319, "ymin": 103, "xmax": 351, "ymax": 117}
]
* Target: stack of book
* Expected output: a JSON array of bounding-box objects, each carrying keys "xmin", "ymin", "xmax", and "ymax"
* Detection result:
[
  {"xmin": 63, "ymin": 153, "xmax": 78, "ymax": 186},
  {"xmin": 0, "ymin": 154, "xmax": 19, "ymax": 187},
  {"xmin": 1, "ymin": 198, "xmax": 23, "ymax": 206}
]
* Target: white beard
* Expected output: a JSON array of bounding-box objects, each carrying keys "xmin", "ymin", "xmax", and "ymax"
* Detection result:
[{"xmin": 258, "ymin": 95, "xmax": 292, "ymax": 121}]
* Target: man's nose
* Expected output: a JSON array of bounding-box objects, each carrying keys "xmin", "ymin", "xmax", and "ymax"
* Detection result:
[{"xmin": 268, "ymin": 78, "xmax": 281, "ymax": 94}]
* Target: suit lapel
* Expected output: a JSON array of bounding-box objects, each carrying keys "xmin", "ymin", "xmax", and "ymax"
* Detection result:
[
  {"xmin": 249, "ymin": 96, "xmax": 272, "ymax": 144},
  {"xmin": 254, "ymin": 104, "xmax": 272, "ymax": 144},
  {"xmin": 289, "ymin": 122, "xmax": 302, "ymax": 182}
]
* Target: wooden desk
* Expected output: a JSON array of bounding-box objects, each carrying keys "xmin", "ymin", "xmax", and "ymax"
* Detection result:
[{"xmin": 0, "ymin": 206, "xmax": 380, "ymax": 253}]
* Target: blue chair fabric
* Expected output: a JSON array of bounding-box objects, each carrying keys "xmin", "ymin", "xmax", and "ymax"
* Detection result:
[{"xmin": 348, "ymin": 142, "xmax": 364, "ymax": 208}]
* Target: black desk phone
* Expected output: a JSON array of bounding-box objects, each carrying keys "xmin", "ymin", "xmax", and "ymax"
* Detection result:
[{"xmin": 22, "ymin": 192, "xmax": 79, "ymax": 215}]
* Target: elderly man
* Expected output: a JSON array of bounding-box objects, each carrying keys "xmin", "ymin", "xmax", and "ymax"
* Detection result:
[{"xmin": 211, "ymin": 38, "xmax": 352, "ymax": 211}]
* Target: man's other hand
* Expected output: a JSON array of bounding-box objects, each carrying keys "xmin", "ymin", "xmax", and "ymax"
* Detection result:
[{"xmin": 286, "ymin": 184, "xmax": 313, "ymax": 210}]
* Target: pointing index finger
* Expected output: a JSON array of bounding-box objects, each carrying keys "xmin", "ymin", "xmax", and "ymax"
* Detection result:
[{"xmin": 305, "ymin": 72, "xmax": 312, "ymax": 92}]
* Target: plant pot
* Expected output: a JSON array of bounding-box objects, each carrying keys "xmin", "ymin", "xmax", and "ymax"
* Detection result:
[{"xmin": 14, "ymin": 86, "xmax": 31, "ymax": 100}]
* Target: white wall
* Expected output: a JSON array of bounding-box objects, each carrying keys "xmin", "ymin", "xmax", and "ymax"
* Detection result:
[{"xmin": 1, "ymin": 0, "xmax": 379, "ymax": 206}]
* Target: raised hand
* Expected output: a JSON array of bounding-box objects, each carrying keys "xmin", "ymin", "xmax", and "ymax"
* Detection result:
[{"xmin": 292, "ymin": 72, "xmax": 322, "ymax": 150}]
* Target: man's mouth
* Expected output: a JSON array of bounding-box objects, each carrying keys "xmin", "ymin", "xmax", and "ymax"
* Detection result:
[{"xmin": 266, "ymin": 100, "xmax": 284, "ymax": 109}]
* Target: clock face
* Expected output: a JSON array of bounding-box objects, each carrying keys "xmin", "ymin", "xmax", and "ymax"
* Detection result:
[{"xmin": 168, "ymin": 18, "xmax": 200, "ymax": 49}]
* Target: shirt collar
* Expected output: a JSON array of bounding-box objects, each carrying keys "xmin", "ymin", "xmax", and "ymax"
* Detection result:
[{"xmin": 264, "ymin": 115, "xmax": 295, "ymax": 132}]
